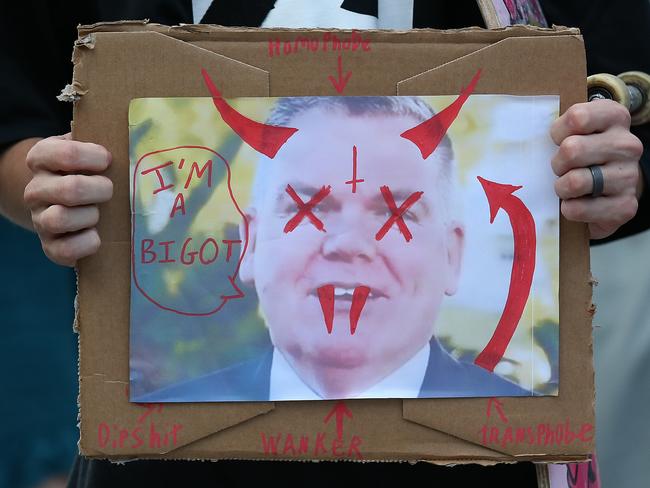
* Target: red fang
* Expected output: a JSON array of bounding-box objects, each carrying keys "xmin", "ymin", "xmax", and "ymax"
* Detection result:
[
  {"xmin": 97, "ymin": 422, "xmax": 182, "ymax": 450},
  {"xmin": 140, "ymin": 237, "xmax": 241, "ymax": 265}
]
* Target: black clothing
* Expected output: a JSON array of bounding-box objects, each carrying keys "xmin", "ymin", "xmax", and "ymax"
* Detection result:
[
  {"xmin": 68, "ymin": 455, "xmax": 539, "ymax": 488},
  {"xmin": 1, "ymin": 1, "xmax": 649, "ymax": 487}
]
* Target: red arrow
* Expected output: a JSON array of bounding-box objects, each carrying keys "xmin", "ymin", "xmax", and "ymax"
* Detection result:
[
  {"xmin": 474, "ymin": 176, "xmax": 536, "ymax": 372},
  {"xmin": 328, "ymin": 55, "xmax": 352, "ymax": 94},
  {"xmin": 323, "ymin": 401, "xmax": 353, "ymax": 439},
  {"xmin": 486, "ymin": 398, "xmax": 509, "ymax": 424}
]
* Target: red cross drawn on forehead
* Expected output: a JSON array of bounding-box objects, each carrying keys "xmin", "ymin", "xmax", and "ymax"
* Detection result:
[
  {"xmin": 283, "ymin": 184, "xmax": 332, "ymax": 233},
  {"xmin": 375, "ymin": 186, "xmax": 424, "ymax": 243}
]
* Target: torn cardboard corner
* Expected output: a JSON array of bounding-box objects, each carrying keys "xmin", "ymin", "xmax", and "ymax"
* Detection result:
[
  {"xmin": 73, "ymin": 23, "xmax": 594, "ymax": 463},
  {"xmin": 74, "ymin": 33, "xmax": 96, "ymax": 49},
  {"xmin": 57, "ymin": 82, "xmax": 87, "ymax": 102}
]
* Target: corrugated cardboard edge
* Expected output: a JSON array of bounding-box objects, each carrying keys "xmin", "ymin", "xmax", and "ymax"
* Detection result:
[{"xmin": 77, "ymin": 20, "xmax": 579, "ymax": 37}]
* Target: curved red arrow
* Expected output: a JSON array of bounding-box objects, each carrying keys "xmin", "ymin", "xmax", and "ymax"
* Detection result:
[
  {"xmin": 474, "ymin": 176, "xmax": 536, "ymax": 372},
  {"xmin": 324, "ymin": 401, "xmax": 353, "ymax": 440}
]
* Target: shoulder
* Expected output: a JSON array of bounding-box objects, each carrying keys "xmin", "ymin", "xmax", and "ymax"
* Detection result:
[
  {"xmin": 134, "ymin": 349, "xmax": 273, "ymax": 402},
  {"xmin": 452, "ymin": 359, "xmax": 530, "ymax": 397},
  {"xmin": 421, "ymin": 341, "xmax": 530, "ymax": 397}
]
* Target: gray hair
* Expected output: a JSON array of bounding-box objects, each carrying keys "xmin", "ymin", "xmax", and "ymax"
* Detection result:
[{"xmin": 251, "ymin": 96, "xmax": 457, "ymax": 219}]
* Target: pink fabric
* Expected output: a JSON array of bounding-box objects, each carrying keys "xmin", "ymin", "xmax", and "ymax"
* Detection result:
[{"xmin": 548, "ymin": 454, "xmax": 600, "ymax": 488}]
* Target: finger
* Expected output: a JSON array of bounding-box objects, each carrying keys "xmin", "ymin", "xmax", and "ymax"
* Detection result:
[
  {"xmin": 589, "ymin": 220, "xmax": 633, "ymax": 240},
  {"xmin": 34, "ymin": 205, "xmax": 100, "ymax": 235},
  {"xmin": 41, "ymin": 227, "xmax": 101, "ymax": 267},
  {"xmin": 26, "ymin": 136, "xmax": 111, "ymax": 173},
  {"xmin": 24, "ymin": 173, "xmax": 113, "ymax": 208},
  {"xmin": 560, "ymin": 194, "xmax": 638, "ymax": 235},
  {"xmin": 550, "ymin": 99, "xmax": 631, "ymax": 145},
  {"xmin": 551, "ymin": 131, "xmax": 643, "ymax": 176},
  {"xmin": 554, "ymin": 161, "xmax": 639, "ymax": 199}
]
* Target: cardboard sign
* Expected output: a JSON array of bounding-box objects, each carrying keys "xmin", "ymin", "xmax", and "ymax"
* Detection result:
[{"xmin": 73, "ymin": 22, "xmax": 594, "ymax": 462}]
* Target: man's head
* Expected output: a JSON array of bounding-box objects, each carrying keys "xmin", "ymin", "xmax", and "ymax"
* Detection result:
[{"xmin": 239, "ymin": 96, "xmax": 464, "ymax": 398}]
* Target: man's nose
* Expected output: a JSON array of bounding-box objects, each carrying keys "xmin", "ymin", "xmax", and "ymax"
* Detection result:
[{"xmin": 321, "ymin": 215, "xmax": 377, "ymax": 262}]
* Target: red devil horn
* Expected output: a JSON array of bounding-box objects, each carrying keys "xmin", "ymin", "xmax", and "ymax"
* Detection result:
[
  {"xmin": 201, "ymin": 68, "xmax": 298, "ymax": 159},
  {"xmin": 401, "ymin": 69, "xmax": 482, "ymax": 159}
]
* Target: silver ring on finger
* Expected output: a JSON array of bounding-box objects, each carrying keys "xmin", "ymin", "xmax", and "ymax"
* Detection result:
[{"xmin": 588, "ymin": 165, "xmax": 605, "ymax": 198}]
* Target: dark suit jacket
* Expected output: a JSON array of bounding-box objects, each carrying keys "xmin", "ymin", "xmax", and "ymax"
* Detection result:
[{"xmin": 137, "ymin": 339, "xmax": 528, "ymax": 402}]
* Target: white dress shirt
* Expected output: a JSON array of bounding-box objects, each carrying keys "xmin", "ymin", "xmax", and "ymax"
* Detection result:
[
  {"xmin": 269, "ymin": 343, "xmax": 430, "ymax": 400},
  {"xmin": 192, "ymin": 0, "xmax": 415, "ymax": 29}
]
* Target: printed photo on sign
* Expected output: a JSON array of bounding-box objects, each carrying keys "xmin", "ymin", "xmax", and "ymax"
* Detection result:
[{"xmin": 129, "ymin": 76, "xmax": 560, "ymax": 402}]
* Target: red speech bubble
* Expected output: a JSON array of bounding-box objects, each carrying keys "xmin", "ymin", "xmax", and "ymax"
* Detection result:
[{"xmin": 131, "ymin": 145, "xmax": 248, "ymax": 316}]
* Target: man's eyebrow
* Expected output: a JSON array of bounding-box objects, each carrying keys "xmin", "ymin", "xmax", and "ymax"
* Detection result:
[
  {"xmin": 371, "ymin": 189, "xmax": 430, "ymax": 213},
  {"xmin": 275, "ymin": 183, "xmax": 331, "ymax": 204}
]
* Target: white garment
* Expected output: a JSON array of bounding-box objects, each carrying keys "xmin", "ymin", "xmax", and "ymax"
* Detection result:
[
  {"xmin": 269, "ymin": 343, "xmax": 430, "ymax": 400},
  {"xmin": 262, "ymin": 0, "xmax": 377, "ymax": 29},
  {"xmin": 192, "ymin": 0, "xmax": 415, "ymax": 29},
  {"xmin": 192, "ymin": 0, "xmax": 213, "ymax": 24}
]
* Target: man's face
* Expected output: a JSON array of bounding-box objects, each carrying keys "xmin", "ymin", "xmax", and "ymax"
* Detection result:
[{"xmin": 240, "ymin": 107, "xmax": 464, "ymax": 395}]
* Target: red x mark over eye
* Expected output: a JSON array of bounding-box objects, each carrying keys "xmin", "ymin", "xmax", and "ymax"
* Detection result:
[
  {"xmin": 284, "ymin": 184, "xmax": 332, "ymax": 233},
  {"xmin": 375, "ymin": 185, "xmax": 424, "ymax": 242}
]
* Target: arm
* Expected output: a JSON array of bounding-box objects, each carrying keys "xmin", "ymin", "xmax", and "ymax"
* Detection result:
[
  {"xmin": 594, "ymin": 149, "xmax": 650, "ymax": 242},
  {"xmin": 0, "ymin": 138, "xmax": 41, "ymax": 229},
  {"xmin": 0, "ymin": 3, "xmax": 110, "ymax": 261},
  {"xmin": 1, "ymin": 134, "xmax": 113, "ymax": 266}
]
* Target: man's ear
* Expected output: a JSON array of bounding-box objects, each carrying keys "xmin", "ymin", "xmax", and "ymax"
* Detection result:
[
  {"xmin": 238, "ymin": 208, "xmax": 257, "ymax": 285},
  {"xmin": 444, "ymin": 221, "xmax": 465, "ymax": 296}
]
